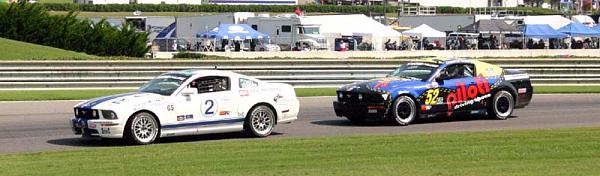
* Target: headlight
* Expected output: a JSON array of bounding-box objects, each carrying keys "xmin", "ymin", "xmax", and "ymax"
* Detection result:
[
  {"xmin": 338, "ymin": 92, "xmax": 343, "ymax": 99},
  {"xmin": 74, "ymin": 108, "xmax": 79, "ymax": 116},
  {"xmin": 101, "ymin": 110, "xmax": 118, "ymax": 120},
  {"xmin": 358, "ymin": 94, "xmax": 363, "ymax": 101},
  {"xmin": 92, "ymin": 110, "xmax": 98, "ymax": 118}
]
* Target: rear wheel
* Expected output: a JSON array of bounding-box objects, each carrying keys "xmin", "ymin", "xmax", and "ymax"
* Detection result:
[
  {"xmin": 390, "ymin": 96, "xmax": 416, "ymax": 126},
  {"xmin": 125, "ymin": 112, "xmax": 159, "ymax": 145},
  {"xmin": 244, "ymin": 105, "xmax": 275, "ymax": 137},
  {"xmin": 489, "ymin": 90, "xmax": 514, "ymax": 120}
]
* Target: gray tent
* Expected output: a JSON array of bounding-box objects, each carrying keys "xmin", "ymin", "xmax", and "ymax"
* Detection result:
[{"xmin": 459, "ymin": 19, "xmax": 522, "ymax": 34}]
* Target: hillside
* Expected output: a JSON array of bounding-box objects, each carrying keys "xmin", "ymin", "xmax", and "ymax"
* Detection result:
[{"xmin": 0, "ymin": 38, "xmax": 96, "ymax": 60}]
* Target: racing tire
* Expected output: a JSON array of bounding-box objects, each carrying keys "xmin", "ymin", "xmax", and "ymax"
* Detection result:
[
  {"xmin": 244, "ymin": 105, "xmax": 275, "ymax": 137},
  {"xmin": 390, "ymin": 96, "xmax": 416, "ymax": 126},
  {"xmin": 489, "ymin": 90, "xmax": 514, "ymax": 120},
  {"xmin": 125, "ymin": 112, "xmax": 159, "ymax": 145},
  {"xmin": 345, "ymin": 115, "xmax": 366, "ymax": 124}
]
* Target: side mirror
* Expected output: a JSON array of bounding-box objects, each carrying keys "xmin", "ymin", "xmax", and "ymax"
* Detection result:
[{"xmin": 435, "ymin": 74, "xmax": 447, "ymax": 82}]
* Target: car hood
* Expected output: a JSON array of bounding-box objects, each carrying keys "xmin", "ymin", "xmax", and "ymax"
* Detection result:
[
  {"xmin": 338, "ymin": 77, "xmax": 423, "ymax": 94},
  {"xmin": 74, "ymin": 92, "xmax": 165, "ymax": 110}
]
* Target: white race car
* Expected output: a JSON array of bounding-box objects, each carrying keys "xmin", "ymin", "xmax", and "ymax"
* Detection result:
[{"xmin": 71, "ymin": 70, "xmax": 299, "ymax": 144}]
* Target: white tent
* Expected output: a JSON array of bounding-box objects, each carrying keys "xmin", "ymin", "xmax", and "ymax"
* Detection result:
[
  {"xmin": 402, "ymin": 24, "xmax": 446, "ymax": 38},
  {"xmin": 523, "ymin": 15, "xmax": 572, "ymax": 29},
  {"xmin": 571, "ymin": 15, "xmax": 596, "ymax": 27},
  {"xmin": 299, "ymin": 14, "xmax": 402, "ymax": 51},
  {"xmin": 300, "ymin": 14, "xmax": 401, "ymax": 38}
]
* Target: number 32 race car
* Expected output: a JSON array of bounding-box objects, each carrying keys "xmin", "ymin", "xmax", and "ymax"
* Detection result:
[
  {"xmin": 333, "ymin": 58, "xmax": 532, "ymax": 125},
  {"xmin": 71, "ymin": 70, "xmax": 299, "ymax": 144}
]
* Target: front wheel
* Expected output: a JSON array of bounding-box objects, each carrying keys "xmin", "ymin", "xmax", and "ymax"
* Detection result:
[
  {"xmin": 489, "ymin": 90, "xmax": 514, "ymax": 120},
  {"xmin": 390, "ymin": 96, "xmax": 416, "ymax": 126},
  {"xmin": 244, "ymin": 105, "xmax": 275, "ymax": 137},
  {"xmin": 125, "ymin": 112, "xmax": 159, "ymax": 145}
]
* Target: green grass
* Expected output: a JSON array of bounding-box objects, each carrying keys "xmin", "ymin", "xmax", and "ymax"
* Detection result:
[
  {"xmin": 0, "ymin": 89, "xmax": 133, "ymax": 101},
  {"xmin": 0, "ymin": 38, "xmax": 96, "ymax": 60},
  {"xmin": 39, "ymin": 0, "xmax": 72, "ymax": 3},
  {"xmin": 0, "ymin": 86, "xmax": 598, "ymax": 101},
  {"xmin": 533, "ymin": 86, "xmax": 600, "ymax": 94},
  {"xmin": 1, "ymin": 127, "xmax": 600, "ymax": 175}
]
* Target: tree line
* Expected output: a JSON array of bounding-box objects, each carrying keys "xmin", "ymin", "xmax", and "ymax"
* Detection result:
[
  {"xmin": 39, "ymin": 3, "xmax": 558, "ymax": 15},
  {"xmin": 0, "ymin": 2, "xmax": 149, "ymax": 57}
]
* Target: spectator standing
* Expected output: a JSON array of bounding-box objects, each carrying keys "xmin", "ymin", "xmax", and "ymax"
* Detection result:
[{"xmin": 171, "ymin": 40, "xmax": 178, "ymax": 52}]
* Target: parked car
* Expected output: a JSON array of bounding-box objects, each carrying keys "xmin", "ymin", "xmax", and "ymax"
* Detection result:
[
  {"xmin": 333, "ymin": 58, "xmax": 532, "ymax": 125},
  {"xmin": 71, "ymin": 70, "xmax": 299, "ymax": 144},
  {"xmin": 254, "ymin": 43, "xmax": 281, "ymax": 52}
]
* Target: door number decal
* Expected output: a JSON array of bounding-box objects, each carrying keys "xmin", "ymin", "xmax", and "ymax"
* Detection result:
[{"xmin": 202, "ymin": 99, "xmax": 217, "ymax": 117}]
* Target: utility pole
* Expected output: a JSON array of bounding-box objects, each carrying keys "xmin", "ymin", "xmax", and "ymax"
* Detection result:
[{"xmin": 383, "ymin": 0, "xmax": 387, "ymax": 25}]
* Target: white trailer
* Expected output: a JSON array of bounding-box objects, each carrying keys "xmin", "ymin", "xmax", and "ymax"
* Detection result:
[{"xmin": 246, "ymin": 15, "xmax": 328, "ymax": 51}]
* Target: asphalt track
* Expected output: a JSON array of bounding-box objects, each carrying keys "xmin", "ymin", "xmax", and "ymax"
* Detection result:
[{"xmin": 1, "ymin": 94, "xmax": 600, "ymax": 154}]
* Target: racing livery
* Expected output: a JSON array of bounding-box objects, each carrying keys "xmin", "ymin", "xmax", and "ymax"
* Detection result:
[
  {"xmin": 333, "ymin": 58, "xmax": 532, "ymax": 125},
  {"xmin": 71, "ymin": 70, "xmax": 299, "ymax": 144}
]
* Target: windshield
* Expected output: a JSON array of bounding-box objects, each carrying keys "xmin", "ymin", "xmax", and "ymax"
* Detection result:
[
  {"xmin": 387, "ymin": 63, "xmax": 438, "ymax": 80},
  {"xmin": 139, "ymin": 74, "xmax": 190, "ymax": 96},
  {"xmin": 302, "ymin": 27, "xmax": 320, "ymax": 35}
]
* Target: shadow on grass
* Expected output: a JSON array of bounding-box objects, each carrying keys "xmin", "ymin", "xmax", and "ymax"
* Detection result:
[{"xmin": 47, "ymin": 132, "xmax": 283, "ymax": 147}]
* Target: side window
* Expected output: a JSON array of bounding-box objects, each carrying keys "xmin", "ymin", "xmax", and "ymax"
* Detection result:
[
  {"xmin": 189, "ymin": 76, "xmax": 230, "ymax": 94},
  {"xmin": 239, "ymin": 78, "xmax": 258, "ymax": 88},
  {"xmin": 281, "ymin": 25, "xmax": 291, "ymax": 32},
  {"xmin": 441, "ymin": 64, "xmax": 475, "ymax": 80}
]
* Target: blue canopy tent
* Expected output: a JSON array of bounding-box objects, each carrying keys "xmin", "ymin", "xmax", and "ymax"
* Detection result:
[
  {"xmin": 196, "ymin": 24, "xmax": 269, "ymax": 40},
  {"xmin": 156, "ymin": 22, "xmax": 177, "ymax": 38},
  {"xmin": 557, "ymin": 22, "xmax": 600, "ymax": 37},
  {"xmin": 523, "ymin": 24, "xmax": 568, "ymax": 38},
  {"xmin": 593, "ymin": 25, "xmax": 600, "ymax": 33}
]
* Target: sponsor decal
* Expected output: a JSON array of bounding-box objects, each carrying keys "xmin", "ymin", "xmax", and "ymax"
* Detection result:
[
  {"xmin": 167, "ymin": 104, "xmax": 175, "ymax": 111},
  {"xmin": 446, "ymin": 76, "xmax": 491, "ymax": 116},
  {"xmin": 219, "ymin": 111, "xmax": 230, "ymax": 116},
  {"xmin": 518, "ymin": 88, "xmax": 527, "ymax": 94},
  {"xmin": 452, "ymin": 94, "xmax": 491, "ymax": 111},
  {"xmin": 239, "ymin": 90, "xmax": 249, "ymax": 96},
  {"xmin": 274, "ymin": 94, "xmax": 284, "ymax": 102},
  {"xmin": 177, "ymin": 115, "xmax": 185, "ymax": 121},
  {"xmin": 88, "ymin": 122, "xmax": 96, "ymax": 129},
  {"xmin": 185, "ymin": 114, "xmax": 194, "ymax": 120}
]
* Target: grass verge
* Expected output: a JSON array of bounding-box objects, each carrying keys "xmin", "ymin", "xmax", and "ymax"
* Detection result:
[
  {"xmin": 0, "ymin": 37, "xmax": 96, "ymax": 60},
  {"xmin": 1, "ymin": 127, "xmax": 599, "ymax": 175},
  {"xmin": 0, "ymin": 86, "xmax": 598, "ymax": 101}
]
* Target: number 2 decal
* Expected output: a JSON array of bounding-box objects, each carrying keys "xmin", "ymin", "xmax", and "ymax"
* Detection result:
[{"xmin": 203, "ymin": 100, "xmax": 215, "ymax": 116}]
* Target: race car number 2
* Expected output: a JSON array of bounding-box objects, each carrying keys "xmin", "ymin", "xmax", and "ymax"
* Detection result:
[{"xmin": 202, "ymin": 99, "xmax": 217, "ymax": 117}]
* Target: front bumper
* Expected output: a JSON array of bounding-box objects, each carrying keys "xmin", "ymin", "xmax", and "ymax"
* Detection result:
[
  {"xmin": 333, "ymin": 101, "xmax": 387, "ymax": 119},
  {"xmin": 71, "ymin": 118, "xmax": 124, "ymax": 138}
]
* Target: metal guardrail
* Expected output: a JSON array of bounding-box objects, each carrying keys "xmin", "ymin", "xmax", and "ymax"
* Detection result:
[{"xmin": 1, "ymin": 58, "xmax": 600, "ymax": 90}]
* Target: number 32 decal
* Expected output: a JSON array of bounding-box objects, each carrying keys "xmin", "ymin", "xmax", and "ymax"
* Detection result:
[{"xmin": 202, "ymin": 99, "xmax": 217, "ymax": 117}]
